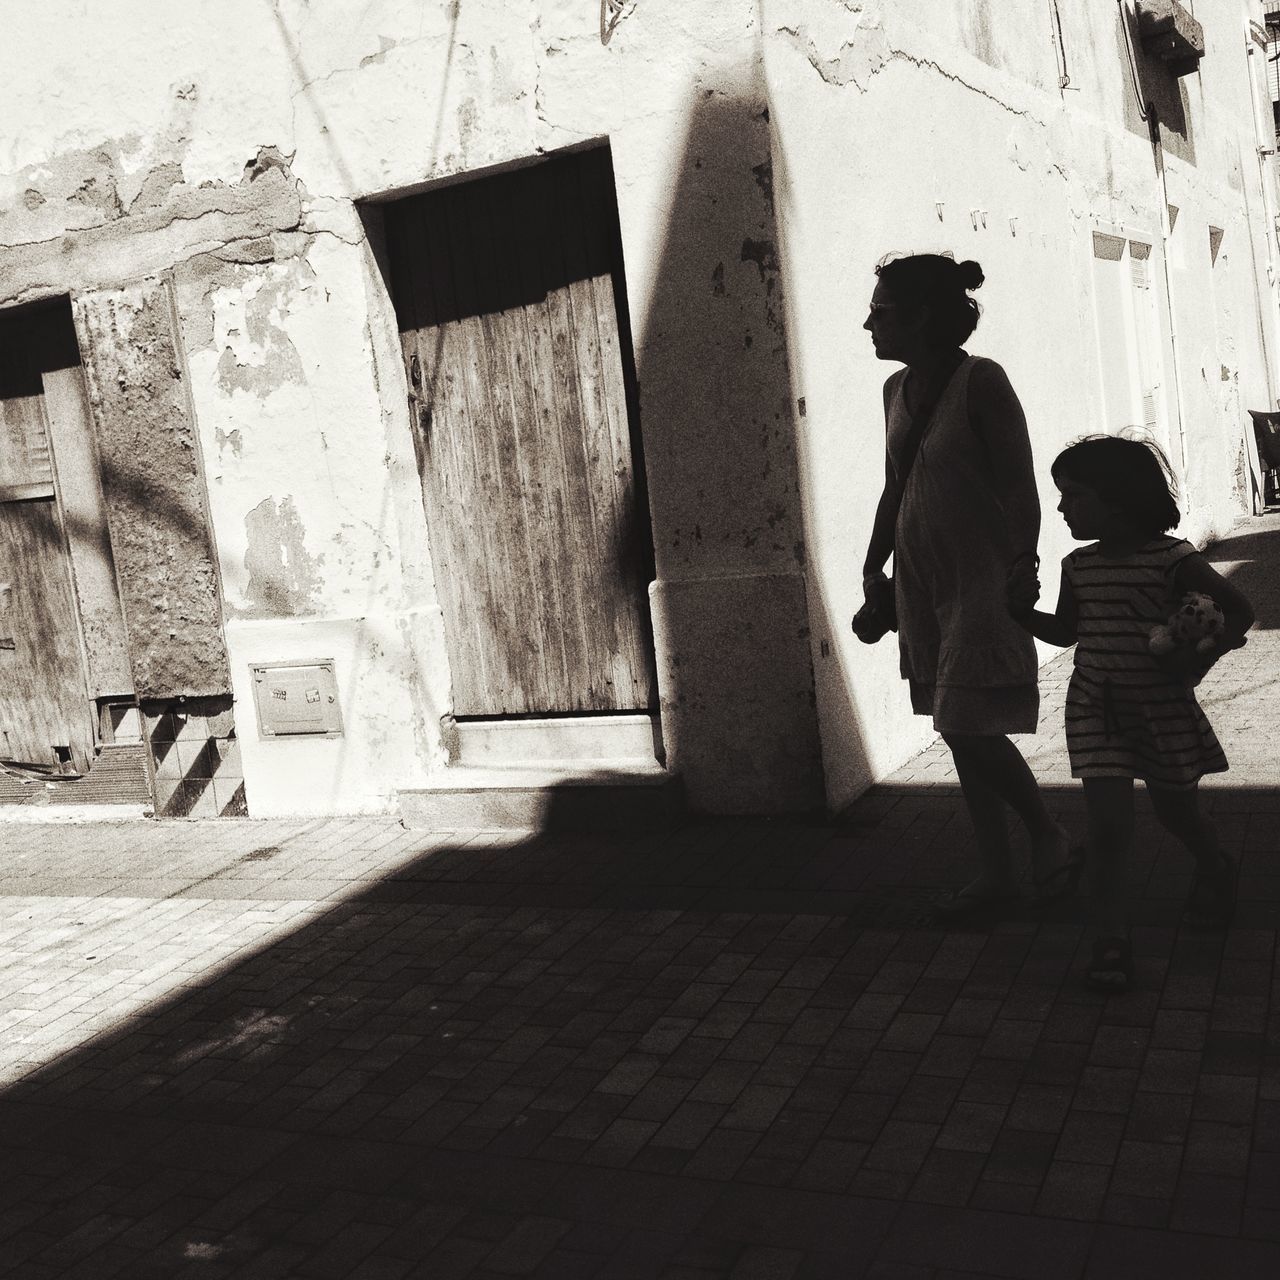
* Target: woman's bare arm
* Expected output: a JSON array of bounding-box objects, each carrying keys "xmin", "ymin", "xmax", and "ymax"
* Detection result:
[{"xmin": 862, "ymin": 375, "xmax": 901, "ymax": 583}]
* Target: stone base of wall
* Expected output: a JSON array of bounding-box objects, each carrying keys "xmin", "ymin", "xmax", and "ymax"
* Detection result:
[
  {"xmin": 145, "ymin": 697, "xmax": 246, "ymax": 818},
  {"xmin": 649, "ymin": 571, "xmax": 825, "ymax": 815}
]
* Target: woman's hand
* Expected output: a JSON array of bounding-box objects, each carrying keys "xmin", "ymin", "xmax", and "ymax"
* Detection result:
[
  {"xmin": 1006, "ymin": 557, "xmax": 1040, "ymax": 617},
  {"xmin": 852, "ymin": 574, "xmax": 895, "ymax": 644}
]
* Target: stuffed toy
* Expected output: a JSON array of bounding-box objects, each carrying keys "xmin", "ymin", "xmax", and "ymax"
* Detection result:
[{"xmin": 1149, "ymin": 591, "xmax": 1225, "ymax": 657}]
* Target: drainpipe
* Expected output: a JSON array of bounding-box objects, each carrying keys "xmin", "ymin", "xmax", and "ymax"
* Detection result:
[
  {"xmin": 1245, "ymin": 32, "xmax": 1280, "ymax": 409},
  {"xmin": 1237, "ymin": 26, "xmax": 1280, "ymax": 512},
  {"xmin": 1148, "ymin": 105, "xmax": 1192, "ymax": 488}
]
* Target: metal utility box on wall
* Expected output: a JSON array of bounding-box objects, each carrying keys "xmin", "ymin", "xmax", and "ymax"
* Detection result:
[{"xmin": 251, "ymin": 660, "xmax": 343, "ymax": 738}]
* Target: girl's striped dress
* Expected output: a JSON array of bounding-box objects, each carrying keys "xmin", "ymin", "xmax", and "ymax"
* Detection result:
[{"xmin": 1064, "ymin": 535, "xmax": 1227, "ymax": 789}]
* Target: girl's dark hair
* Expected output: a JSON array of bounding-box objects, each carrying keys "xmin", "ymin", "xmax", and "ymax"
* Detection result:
[
  {"xmin": 1051, "ymin": 434, "xmax": 1181, "ymax": 534},
  {"xmin": 874, "ymin": 253, "xmax": 984, "ymax": 346}
]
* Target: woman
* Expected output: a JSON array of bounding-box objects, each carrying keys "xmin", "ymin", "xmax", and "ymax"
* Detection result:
[{"xmin": 857, "ymin": 253, "xmax": 1078, "ymax": 917}]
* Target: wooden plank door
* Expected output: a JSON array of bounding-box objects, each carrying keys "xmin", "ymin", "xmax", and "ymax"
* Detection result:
[
  {"xmin": 0, "ymin": 314, "xmax": 95, "ymax": 771},
  {"xmin": 384, "ymin": 148, "xmax": 658, "ymax": 717}
]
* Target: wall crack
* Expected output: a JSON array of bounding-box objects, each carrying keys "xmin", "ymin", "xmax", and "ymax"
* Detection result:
[{"xmin": 776, "ymin": 22, "xmax": 1037, "ymax": 123}]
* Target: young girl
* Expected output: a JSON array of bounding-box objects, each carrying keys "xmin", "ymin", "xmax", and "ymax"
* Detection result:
[{"xmin": 1008, "ymin": 435, "xmax": 1254, "ymax": 992}]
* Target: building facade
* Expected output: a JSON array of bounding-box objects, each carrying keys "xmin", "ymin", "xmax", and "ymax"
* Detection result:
[{"xmin": 0, "ymin": 1, "xmax": 1275, "ymax": 820}]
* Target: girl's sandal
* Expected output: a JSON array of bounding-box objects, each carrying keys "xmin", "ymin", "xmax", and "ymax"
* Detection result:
[
  {"xmin": 1182, "ymin": 855, "xmax": 1238, "ymax": 929},
  {"xmin": 1084, "ymin": 937, "xmax": 1133, "ymax": 994}
]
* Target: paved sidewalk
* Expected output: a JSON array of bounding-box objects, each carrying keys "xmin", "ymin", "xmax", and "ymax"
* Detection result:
[{"xmin": 0, "ymin": 515, "xmax": 1277, "ymax": 1278}]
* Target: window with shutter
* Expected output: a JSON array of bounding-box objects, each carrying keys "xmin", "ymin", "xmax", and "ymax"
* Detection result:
[{"xmin": 1089, "ymin": 232, "xmax": 1163, "ymax": 438}]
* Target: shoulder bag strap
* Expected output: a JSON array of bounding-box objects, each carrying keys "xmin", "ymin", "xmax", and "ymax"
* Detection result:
[{"xmin": 891, "ymin": 352, "xmax": 966, "ymax": 494}]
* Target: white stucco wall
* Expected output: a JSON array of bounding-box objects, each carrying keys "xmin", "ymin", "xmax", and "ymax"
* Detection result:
[
  {"xmin": 1, "ymin": 0, "xmax": 1276, "ymax": 816},
  {"xmin": 762, "ymin": 0, "xmax": 1280, "ymax": 808},
  {"xmin": 0, "ymin": 0, "xmax": 826, "ymax": 816}
]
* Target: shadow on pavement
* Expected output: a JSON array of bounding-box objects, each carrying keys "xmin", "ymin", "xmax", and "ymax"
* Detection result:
[
  {"xmin": 2, "ymin": 776, "xmax": 1278, "ymax": 1276},
  {"xmin": 1205, "ymin": 520, "xmax": 1280, "ymax": 630}
]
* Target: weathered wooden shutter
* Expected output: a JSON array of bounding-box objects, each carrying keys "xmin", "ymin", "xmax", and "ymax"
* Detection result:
[
  {"xmin": 385, "ymin": 149, "xmax": 657, "ymax": 717},
  {"xmin": 0, "ymin": 308, "xmax": 94, "ymax": 768}
]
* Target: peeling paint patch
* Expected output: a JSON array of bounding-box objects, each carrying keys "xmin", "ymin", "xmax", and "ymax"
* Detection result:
[
  {"xmin": 1, "ymin": 148, "xmax": 303, "ymax": 307},
  {"xmin": 215, "ymin": 237, "xmax": 277, "ymax": 264},
  {"xmin": 360, "ymin": 35, "xmax": 397, "ymax": 67},
  {"xmin": 215, "ymin": 426, "xmax": 244, "ymax": 459},
  {"xmin": 740, "ymin": 237, "xmax": 783, "ymax": 333},
  {"xmin": 751, "ymin": 158, "xmax": 774, "ymax": 205},
  {"xmin": 779, "ymin": 14, "xmax": 1032, "ymax": 121},
  {"xmin": 128, "ymin": 162, "xmax": 186, "ymax": 214},
  {"xmin": 243, "ymin": 146, "xmax": 295, "ymax": 185},
  {"xmin": 67, "ymin": 172, "xmax": 123, "ymax": 222},
  {"xmin": 214, "ymin": 269, "xmax": 309, "ymax": 395},
  {"xmin": 243, "ymin": 496, "xmax": 322, "ymax": 617},
  {"xmin": 777, "ymin": 9, "xmax": 892, "ymax": 90}
]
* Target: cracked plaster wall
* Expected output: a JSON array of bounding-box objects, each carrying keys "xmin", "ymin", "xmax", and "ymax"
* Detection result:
[
  {"xmin": 10, "ymin": 1, "xmax": 1274, "ymax": 816},
  {"xmin": 0, "ymin": 1, "xmax": 454, "ymax": 815},
  {"xmin": 0, "ymin": 0, "xmax": 828, "ymax": 816},
  {"xmin": 764, "ymin": 0, "xmax": 1280, "ymax": 807},
  {"xmin": 173, "ymin": 228, "xmax": 447, "ymax": 817}
]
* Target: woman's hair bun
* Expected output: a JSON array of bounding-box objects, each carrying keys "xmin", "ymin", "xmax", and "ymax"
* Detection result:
[{"xmin": 956, "ymin": 259, "xmax": 984, "ymax": 290}]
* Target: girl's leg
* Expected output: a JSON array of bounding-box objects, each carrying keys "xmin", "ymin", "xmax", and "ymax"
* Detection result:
[
  {"xmin": 943, "ymin": 733, "xmax": 1073, "ymax": 881},
  {"xmin": 1147, "ymin": 783, "xmax": 1235, "ymax": 926},
  {"xmin": 1082, "ymin": 777, "xmax": 1135, "ymax": 942}
]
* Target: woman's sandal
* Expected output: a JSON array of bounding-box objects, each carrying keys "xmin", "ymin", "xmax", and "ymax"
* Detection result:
[
  {"xmin": 1029, "ymin": 844, "xmax": 1087, "ymax": 909},
  {"xmin": 1084, "ymin": 936, "xmax": 1133, "ymax": 993},
  {"xmin": 1182, "ymin": 855, "xmax": 1238, "ymax": 929}
]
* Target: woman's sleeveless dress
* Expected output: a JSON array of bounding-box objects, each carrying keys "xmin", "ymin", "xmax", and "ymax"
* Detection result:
[
  {"xmin": 1064, "ymin": 536, "xmax": 1227, "ymax": 789},
  {"xmin": 889, "ymin": 355, "xmax": 1040, "ymax": 734}
]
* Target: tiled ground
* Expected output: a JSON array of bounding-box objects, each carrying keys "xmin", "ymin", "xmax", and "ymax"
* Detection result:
[{"xmin": 0, "ymin": 515, "xmax": 1277, "ymax": 1278}]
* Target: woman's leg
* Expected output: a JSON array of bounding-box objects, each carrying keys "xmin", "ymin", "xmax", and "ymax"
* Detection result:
[
  {"xmin": 940, "ymin": 733, "xmax": 1018, "ymax": 899},
  {"xmin": 1081, "ymin": 776, "xmax": 1135, "ymax": 942},
  {"xmin": 943, "ymin": 733, "xmax": 1072, "ymax": 881}
]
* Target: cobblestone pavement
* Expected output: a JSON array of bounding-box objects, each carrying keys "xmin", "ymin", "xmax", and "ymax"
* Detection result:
[{"xmin": 0, "ymin": 514, "xmax": 1277, "ymax": 1279}]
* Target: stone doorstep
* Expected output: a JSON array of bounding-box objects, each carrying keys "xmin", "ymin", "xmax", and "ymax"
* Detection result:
[
  {"xmin": 397, "ymin": 763, "xmax": 683, "ymax": 832},
  {"xmin": 451, "ymin": 712, "xmax": 663, "ymax": 768}
]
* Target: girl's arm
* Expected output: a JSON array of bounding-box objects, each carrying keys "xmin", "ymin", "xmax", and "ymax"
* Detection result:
[
  {"xmin": 968, "ymin": 359, "xmax": 1041, "ymax": 567},
  {"xmin": 1174, "ymin": 552, "xmax": 1255, "ymax": 650},
  {"xmin": 1009, "ymin": 564, "xmax": 1078, "ymax": 647}
]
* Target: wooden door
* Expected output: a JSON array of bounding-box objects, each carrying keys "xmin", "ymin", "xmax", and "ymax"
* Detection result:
[
  {"xmin": 0, "ymin": 312, "xmax": 95, "ymax": 770},
  {"xmin": 385, "ymin": 148, "xmax": 658, "ymax": 717}
]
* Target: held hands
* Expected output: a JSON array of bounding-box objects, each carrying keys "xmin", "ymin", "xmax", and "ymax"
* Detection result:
[
  {"xmin": 863, "ymin": 575, "xmax": 894, "ymax": 615},
  {"xmin": 1006, "ymin": 555, "xmax": 1040, "ymax": 618}
]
